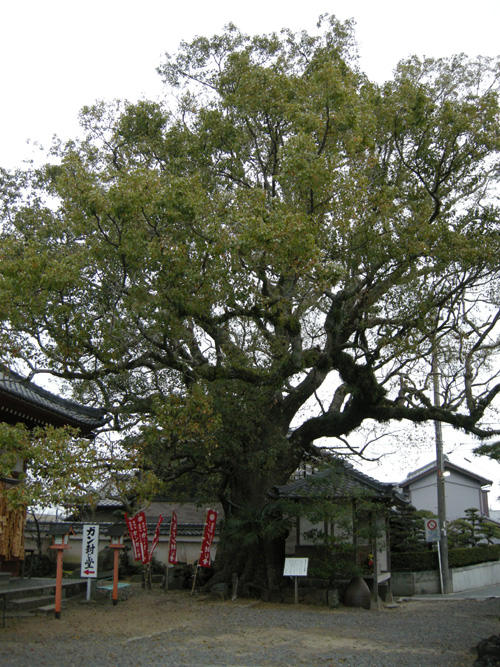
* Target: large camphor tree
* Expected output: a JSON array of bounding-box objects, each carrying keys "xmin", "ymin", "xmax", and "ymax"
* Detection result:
[{"xmin": 2, "ymin": 16, "xmax": 500, "ymax": 594}]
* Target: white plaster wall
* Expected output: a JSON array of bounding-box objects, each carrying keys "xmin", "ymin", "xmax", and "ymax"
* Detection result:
[
  {"xmin": 298, "ymin": 517, "xmax": 324, "ymax": 545},
  {"xmin": 376, "ymin": 516, "xmax": 388, "ymax": 572},
  {"xmin": 451, "ymin": 560, "xmax": 500, "ymax": 591},
  {"xmin": 407, "ymin": 470, "xmax": 484, "ymax": 521},
  {"xmin": 392, "ymin": 561, "xmax": 500, "ymax": 595},
  {"xmin": 24, "ymin": 533, "xmax": 217, "ymax": 570}
]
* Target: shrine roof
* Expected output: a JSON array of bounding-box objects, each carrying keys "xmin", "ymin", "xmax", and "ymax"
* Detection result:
[
  {"xmin": 270, "ymin": 460, "xmax": 408, "ymax": 506},
  {"xmin": 0, "ymin": 368, "xmax": 106, "ymax": 435}
]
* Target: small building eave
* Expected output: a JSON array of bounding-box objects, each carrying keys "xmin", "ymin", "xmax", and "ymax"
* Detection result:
[
  {"xmin": 0, "ymin": 368, "xmax": 107, "ymax": 435},
  {"xmin": 270, "ymin": 461, "xmax": 409, "ymax": 507}
]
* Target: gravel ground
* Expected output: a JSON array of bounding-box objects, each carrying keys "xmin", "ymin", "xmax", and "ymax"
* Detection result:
[{"xmin": 1, "ymin": 586, "xmax": 499, "ymax": 666}]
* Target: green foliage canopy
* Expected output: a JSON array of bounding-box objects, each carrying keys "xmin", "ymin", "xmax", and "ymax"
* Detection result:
[
  {"xmin": 0, "ymin": 422, "xmax": 101, "ymax": 509},
  {"xmin": 2, "ymin": 17, "xmax": 500, "ymax": 513}
]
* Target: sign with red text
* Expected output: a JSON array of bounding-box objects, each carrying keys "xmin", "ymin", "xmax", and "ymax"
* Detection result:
[
  {"xmin": 81, "ymin": 524, "xmax": 99, "ymax": 578},
  {"xmin": 148, "ymin": 514, "xmax": 163, "ymax": 563},
  {"xmin": 125, "ymin": 511, "xmax": 149, "ymax": 564},
  {"xmin": 168, "ymin": 511, "xmax": 178, "ymax": 565},
  {"xmin": 199, "ymin": 509, "xmax": 217, "ymax": 568}
]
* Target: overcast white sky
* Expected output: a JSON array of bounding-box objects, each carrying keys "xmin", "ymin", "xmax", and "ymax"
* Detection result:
[
  {"xmin": 3, "ymin": 0, "xmax": 500, "ymax": 170},
  {"xmin": 2, "ymin": 0, "xmax": 500, "ymax": 502}
]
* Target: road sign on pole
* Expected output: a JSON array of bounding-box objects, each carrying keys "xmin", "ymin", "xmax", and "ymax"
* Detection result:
[{"xmin": 424, "ymin": 518, "xmax": 440, "ymax": 543}]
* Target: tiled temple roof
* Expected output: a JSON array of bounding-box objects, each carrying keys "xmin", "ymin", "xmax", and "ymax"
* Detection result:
[
  {"xmin": 270, "ymin": 460, "xmax": 408, "ymax": 505},
  {"xmin": 0, "ymin": 368, "xmax": 106, "ymax": 434}
]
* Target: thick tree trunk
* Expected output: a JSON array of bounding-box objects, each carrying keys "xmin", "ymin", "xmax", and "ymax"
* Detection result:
[
  {"xmin": 263, "ymin": 536, "xmax": 287, "ymax": 601},
  {"xmin": 207, "ymin": 533, "xmax": 286, "ymax": 600},
  {"xmin": 199, "ymin": 407, "xmax": 297, "ymax": 598},
  {"xmin": 203, "ymin": 453, "xmax": 293, "ymax": 599}
]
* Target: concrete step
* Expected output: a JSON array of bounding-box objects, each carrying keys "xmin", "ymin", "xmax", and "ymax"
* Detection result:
[
  {"xmin": 0, "ymin": 572, "xmax": 11, "ymax": 588},
  {"xmin": 2, "ymin": 610, "xmax": 37, "ymax": 623},
  {"xmin": 34, "ymin": 603, "xmax": 61, "ymax": 615},
  {"xmin": 8, "ymin": 595, "xmax": 54, "ymax": 612}
]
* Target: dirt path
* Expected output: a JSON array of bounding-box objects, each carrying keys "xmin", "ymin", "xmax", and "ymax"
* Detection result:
[{"xmin": 1, "ymin": 585, "xmax": 499, "ymax": 666}]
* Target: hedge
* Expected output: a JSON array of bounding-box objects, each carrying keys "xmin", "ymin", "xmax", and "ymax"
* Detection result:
[{"xmin": 392, "ymin": 545, "xmax": 500, "ymax": 572}]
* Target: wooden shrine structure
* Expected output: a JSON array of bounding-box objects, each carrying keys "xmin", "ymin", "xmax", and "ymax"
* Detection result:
[{"xmin": 0, "ymin": 368, "xmax": 106, "ymax": 574}]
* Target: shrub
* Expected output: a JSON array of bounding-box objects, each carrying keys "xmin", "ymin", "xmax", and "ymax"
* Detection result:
[
  {"xmin": 392, "ymin": 545, "xmax": 500, "ymax": 571},
  {"xmin": 450, "ymin": 545, "xmax": 500, "ymax": 568},
  {"xmin": 392, "ymin": 550, "xmax": 438, "ymax": 572},
  {"xmin": 30, "ymin": 553, "xmax": 55, "ymax": 577}
]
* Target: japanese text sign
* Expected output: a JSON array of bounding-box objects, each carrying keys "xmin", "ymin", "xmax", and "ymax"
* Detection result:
[
  {"xmin": 283, "ymin": 558, "xmax": 309, "ymax": 577},
  {"xmin": 81, "ymin": 524, "xmax": 99, "ymax": 578}
]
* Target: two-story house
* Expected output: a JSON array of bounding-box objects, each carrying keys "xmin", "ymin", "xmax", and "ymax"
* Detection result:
[{"xmin": 400, "ymin": 457, "xmax": 492, "ymax": 521}]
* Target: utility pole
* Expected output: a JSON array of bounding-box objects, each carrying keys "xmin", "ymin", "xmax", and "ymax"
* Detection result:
[{"xmin": 432, "ymin": 349, "xmax": 452, "ymax": 594}]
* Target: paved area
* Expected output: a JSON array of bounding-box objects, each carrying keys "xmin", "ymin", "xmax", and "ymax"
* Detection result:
[
  {"xmin": 2, "ymin": 587, "xmax": 499, "ymax": 666},
  {"xmin": 4, "ymin": 575, "xmax": 500, "ymax": 597},
  {"xmin": 0, "ymin": 576, "xmax": 86, "ymax": 595},
  {"xmin": 1, "ymin": 576, "xmax": 66, "ymax": 592},
  {"xmin": 409, "ymin": 582, "xmax": 500, "ymax": 601},
  {"xmin": 4, "ymin": 575, "xmax": 500, "ymax": 603}
]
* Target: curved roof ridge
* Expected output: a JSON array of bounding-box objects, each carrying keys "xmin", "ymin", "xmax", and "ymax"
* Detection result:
[
  {"xmin": 0, "ymin": 367, "xmax": 106, "ymax": 433},
  {"xmin": 271, "ymin": 459, "xmax": 408, "ymax": 504}
]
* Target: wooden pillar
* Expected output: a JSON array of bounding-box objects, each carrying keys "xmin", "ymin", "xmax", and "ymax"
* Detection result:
[
  {"xmin": 49, "ymin": 534, "xmax": 71, "ymax": 619},
  {"xmin": 54, "ymin": 548, "xmax": 65, "ymax": 619},
  {"xmin": 370, "ymin": 512, "xmax": 380, "ymax": 610},
  {"xmin": 112, "ymin": 547, "xmax": 120, "ymax": 606},
  {"xmin": 384, "ymin": 512, "xmax": 394, "ymax": 604},
  {"xmin": 107, "ymin": 534, "xmax": 125, "ymax": 606},
  {"xmin": 352, "ymin": 500, "xmax": 358, "ymax": 568}
]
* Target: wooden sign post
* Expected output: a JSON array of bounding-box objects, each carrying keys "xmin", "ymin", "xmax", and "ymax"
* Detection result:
[
  {"xmin": 283, "ymin": 558, "xmax": 309, "ymax": 605},
  {"xmin": 81, "ymin": 524, "xmax": 99, "ymax": 601}
]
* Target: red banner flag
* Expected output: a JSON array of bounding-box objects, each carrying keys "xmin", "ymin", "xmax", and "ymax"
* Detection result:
[
  {"xmin": 125, "ymin": 511, "xmax": 150, "ymax": 564},
  {"xmin": 168, "ymin": 511, "xmax": 178, "ymax": 565},
  {"xmin": 199, "ymin": 509, "xmax": 217, "ymax": 568},
  {"xmin": 148, "ymin": 514, "xmax": 163, "ymax": 563}
]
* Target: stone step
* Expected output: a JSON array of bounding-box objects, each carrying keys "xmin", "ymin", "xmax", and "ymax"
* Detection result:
[
  {"xmin": 0, "ymin": 572, "xmax": 11, "ymax": 588},
  {"xmin": 34, "ymin": 603, "xmax": 60, "ymax": 615},
  {"xmin": 2, "ymin": 583, "xmax": 57, "ymax": 601},
  {"xmin": 8, "ymin": 595, "xmax": 54, "ymax": 612}
]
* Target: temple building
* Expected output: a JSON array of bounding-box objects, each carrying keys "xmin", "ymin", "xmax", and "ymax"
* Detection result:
[{"xmin": 0, "ymin": 368, "xmax": 105, "ymax": 574}]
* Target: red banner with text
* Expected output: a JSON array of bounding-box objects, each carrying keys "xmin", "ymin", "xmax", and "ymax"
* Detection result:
[
  {"xmin": 148, "ymin": 514, "xmax": 163, "ymax": 563},
  {"xmin": 168, "ymin": 511, "xmax": 178, "ymax": 565},
  {"xmin": 125, "ymin": 511, "xmax": 150, "ymax": 564},
  {"xmin": 199, "ymin": 509, "xmax": 217, "ymax": 568}
]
